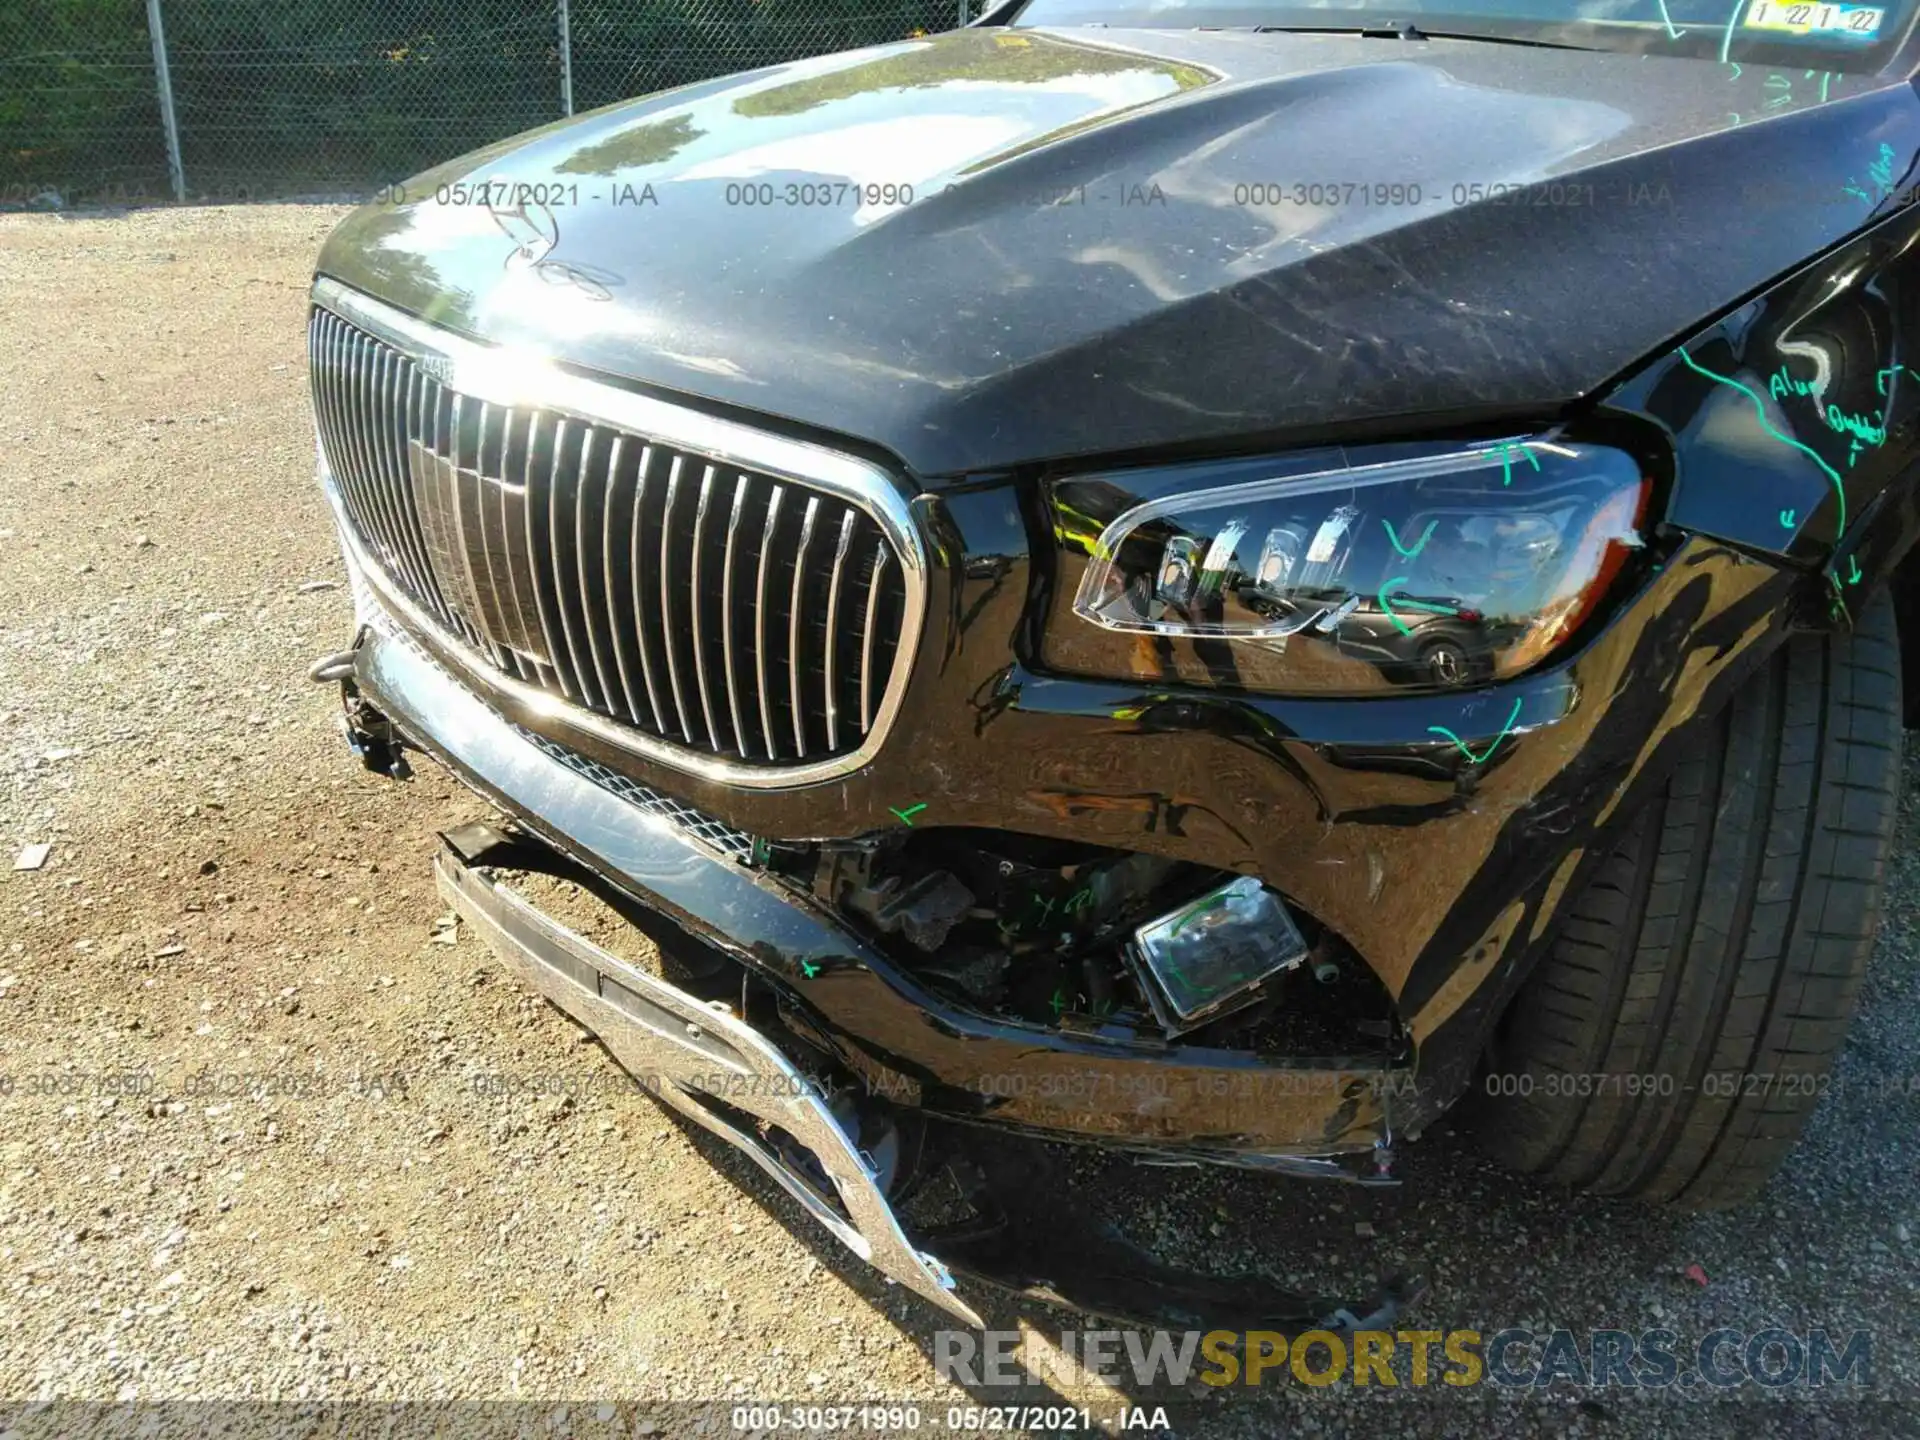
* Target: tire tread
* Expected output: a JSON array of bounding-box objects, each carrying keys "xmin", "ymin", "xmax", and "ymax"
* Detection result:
[{"xmin": 1475, "ymin": 590, "xmax": 1901, "ymax": 1209}]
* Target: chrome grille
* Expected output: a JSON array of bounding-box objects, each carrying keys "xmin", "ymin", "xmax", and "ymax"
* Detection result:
[{"xmin": 309, "ymin": 301, "xmax": 915, "ymax": 772}]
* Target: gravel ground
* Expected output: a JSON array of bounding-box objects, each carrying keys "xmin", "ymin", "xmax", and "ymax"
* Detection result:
[{"xmin": 1, "ymin": 206, "xmax": 1916, "ymax": 1440}]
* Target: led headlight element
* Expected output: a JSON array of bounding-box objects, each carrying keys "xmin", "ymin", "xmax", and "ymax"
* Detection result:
[{"xmin": 1059, "ymin": 440, "xmax": 1649, "ymax": 695}]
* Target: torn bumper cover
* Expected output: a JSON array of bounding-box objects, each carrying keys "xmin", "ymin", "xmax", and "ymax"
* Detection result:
[
  {"xmin": 435, "ymin": 827, "xmax": 977, "ymax": 1323},
  {"xmin": 342, "ymin": 609, "xmax": 1423, "ymax": 1329}
]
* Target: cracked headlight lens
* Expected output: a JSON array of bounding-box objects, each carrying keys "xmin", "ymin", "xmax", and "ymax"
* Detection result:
[{"xmin": 1049, "ymin": 439, "xmax": 1649, "ymax": 696}]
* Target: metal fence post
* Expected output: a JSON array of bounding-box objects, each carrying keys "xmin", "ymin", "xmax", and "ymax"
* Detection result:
[
  {"xmin": 558, "ymin": 0, "xmax": 575, "ymax": 116},
  {"xmin": 146, "ymin": 0, "xmax": 186, "ymax": 200}
]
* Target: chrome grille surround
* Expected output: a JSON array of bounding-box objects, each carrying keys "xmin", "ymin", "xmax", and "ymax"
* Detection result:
[{"xmin": 308, "ymin": 276, "xmax": 927, "ymax": 789}]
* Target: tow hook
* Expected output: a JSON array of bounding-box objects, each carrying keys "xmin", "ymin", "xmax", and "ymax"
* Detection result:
[
  {"xmin": 310, "ymin": 643, "xmax": 411, "ymax": 781},
  {"xmin": 308, "ymin": 651, "xmax": 357, "ymax": 684}
]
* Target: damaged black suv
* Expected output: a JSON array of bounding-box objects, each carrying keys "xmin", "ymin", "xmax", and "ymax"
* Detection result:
[{"xmin": 309, "ymin": 0, "xmax": 1920, "ymax": 1327}]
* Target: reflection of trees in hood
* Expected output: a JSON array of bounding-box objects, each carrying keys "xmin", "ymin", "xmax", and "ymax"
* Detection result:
[
  {"xmin": 555, "ymin": 115, "xmax": 703, "ymax": 176},
  {"xmin": 336, "ymin": 206, "xmax": 480, "ymax": 331},
  {"xmin": 733, "ymin": 29, "xmax": 1214, "ymax": 120}
]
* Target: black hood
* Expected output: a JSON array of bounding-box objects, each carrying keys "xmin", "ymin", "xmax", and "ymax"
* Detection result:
[{"xmin": 318, "ymin": 26, "xmax": 1920, "ymax": 476}]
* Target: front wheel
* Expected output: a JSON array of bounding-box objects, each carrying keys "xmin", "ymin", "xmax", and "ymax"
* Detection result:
[{"xmin": 1472, "ymin": 588, "xmax": 1903, "ymax": 1209}]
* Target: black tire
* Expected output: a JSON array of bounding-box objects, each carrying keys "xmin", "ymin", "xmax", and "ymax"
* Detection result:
[{"xmin": 1474, "ymin": 588, "xmax": 1903, "ymax": 1208}]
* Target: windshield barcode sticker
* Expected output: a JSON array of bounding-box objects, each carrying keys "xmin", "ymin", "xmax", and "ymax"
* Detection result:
[{"xmin": 1743, "ymin": 0, "xmax": 1884, "ymax": 35}]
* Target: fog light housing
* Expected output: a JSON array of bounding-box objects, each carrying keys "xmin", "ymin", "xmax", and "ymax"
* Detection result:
[{"xmin": 1126, "ymin": 876, "xmax": 1309, "ymax": 1036}]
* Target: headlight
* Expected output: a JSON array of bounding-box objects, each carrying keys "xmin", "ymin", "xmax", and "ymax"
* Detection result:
[{"xmin": 1046, "ymin": 439, "xmax": 1650, "ymax": 696}]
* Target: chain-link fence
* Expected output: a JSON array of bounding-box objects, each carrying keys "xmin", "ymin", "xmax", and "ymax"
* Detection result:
[{"xmin": 3, "ymin": 0, "xmax": 977, "ymax": 208}]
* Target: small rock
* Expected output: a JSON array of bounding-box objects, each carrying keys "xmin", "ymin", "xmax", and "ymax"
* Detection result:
[
  {"xmin": 13, "ymin": 843, "xmax": 51, "ymax": 871},
  {"xmin": 298, "ymin": 580, "xmax": 340, "ymax": 593},
  {"xmin": 133, "ymin": 534, "xmax": 153, "ymax": 549},
  {"xmin": 154, "ymin": 943, "xmax": 186, "ymax": 959},
  {"xmin": 1354, "ymin": 1221, "xmax": 1376, "ymax": 1238}
]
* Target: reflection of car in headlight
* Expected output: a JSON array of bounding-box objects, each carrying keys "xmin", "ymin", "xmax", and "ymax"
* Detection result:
[{"xmin": 1325, "ymin": 597, "xmax": 1494, "ymax": 689}]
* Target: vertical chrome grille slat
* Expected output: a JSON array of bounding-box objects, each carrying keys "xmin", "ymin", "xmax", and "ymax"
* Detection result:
[
  {"xmin": 493, "ymin": 406, "xmax": 540, "ymax": 669},
  {"xmin": 411, "ymin": 372, "xmax": 466, "ymax": 640},
  {"xmin": 389, "ymin": 359, "xmax": 445, "ymax": 625},
  {"xmin": 394, "ymin": 362, "xmax": 446, "ymax": 628},
  {"xmin": 311, "ymin": 300, "xmax": 918, "ymax": 773},
  {"xmin": 627, "ymin": 444, "xmax": 668, "ymax": 731},
  {"xmin": 309, "ymin": 313, "xmax": 336, "ymax": 470},
  {"xmin": 599, "ymin": 434, "xmax": 645, "ymax": 726},
  {"xmin": 547, "ymin": 418, "xmax": 603, "ymax": 711},
  {"xmin": 522, "ymin": 410, "xmax": 574, "ymax": 700},
  {"xmin": 311, "ymin": 316, "xmax": 353, "ymax": 518},
  {"xmin": 355, "ymin": 333, "xmax": 408, "ymax": 586},
  {"xmin": 475, "ymin": 403, "xmax": 530, "ymax": 681},
  {"xmin": 331, "ymin": 319, "xmax": 364, "ymax": 503},
  {"xmin": 859, "ymin": 544, "xmax": 890, "ymax": 735},
  {"xmin": 358, "ymin": 331, "xmax": 408, "ymax": 588},
  {"xmin": 370, "ymin": 345, "xmax": 425, "ymax": 606},
  {"xmin": 822, "ymin": 507, "xmax": 857, "ymax": 753},
  {"xmin": 456, "ymin": 394, "xmax": 508, "ymax": 670},
  {"xmin": 471, "ymin": 400, "xmax": 513, "ymax": 674},
  {"xmin": 574, "ymin": 427, "xmax": 624, "ymax": 715},
  {"xmin": 446, "ymin": 392, "xmax": 487, "ymax": 656},
  {"xmin": 333, "ymin": 321, "xmax": 382, "ymax": 558},
  {"xmin": 657, "ymin": 456, "xmax": 696, "ymax": 744},
  {"xmin": 752, "ymin": 484, "xmax": 786, "ymax": 762},
  {"xmin": 787, "ymin": 495, "xmax": 820, "ymax": 760},
  {"xmin": 719, "ymin": 474, "xmax": 752, "ymax": 761},
  {"xmin": 317, "ymin": 317, "xmax": 378, "ymax": 555},
  {"xmin": 687, "ymin": 464, "xmax": 723, "ymax": 753},
  {"xmin": 426, "ymin": 379, "xmax": 481, "ymax": 654}
]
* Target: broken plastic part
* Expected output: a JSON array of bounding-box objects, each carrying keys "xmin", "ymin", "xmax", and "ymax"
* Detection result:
[
  {"xmin": 842, "ymin": 870, "xmax": 976, "ymax": 953},
  {"xmin": 914, "ymin": 945, "xmax": 1011, "ymax": 1001}
]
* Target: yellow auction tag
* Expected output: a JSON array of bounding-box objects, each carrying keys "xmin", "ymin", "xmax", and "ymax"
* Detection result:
[{"xmin": 1742, "ymin": 0, "xmax": 1884, "ymax": 35}]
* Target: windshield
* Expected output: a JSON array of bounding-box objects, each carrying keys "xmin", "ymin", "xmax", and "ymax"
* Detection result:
[{"xmin": 1009, "ymin": 0, "xmax": 1913, "ymax": 70}]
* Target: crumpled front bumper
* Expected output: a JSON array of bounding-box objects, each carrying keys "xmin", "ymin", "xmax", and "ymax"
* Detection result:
[
  {"xmin": 433, "ymin": 820, "xmax": 979, "ymax": 1324},
  {"xmin": 334, "ymin": 585, "xmax": 1423, "ymax": 1329}
]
